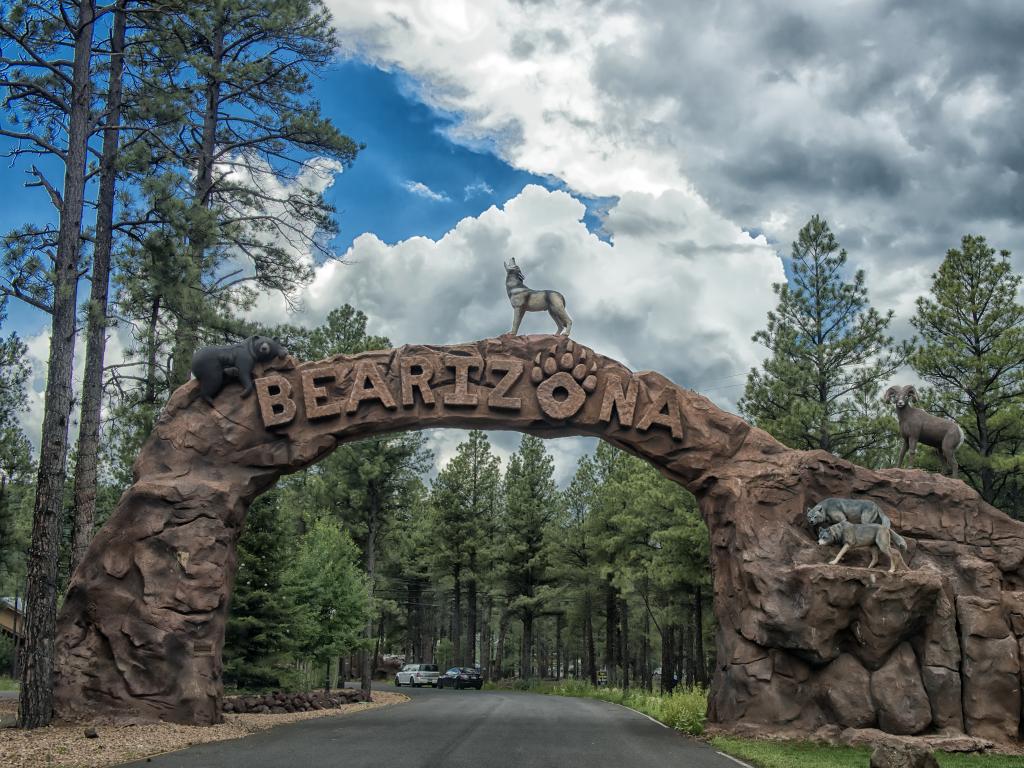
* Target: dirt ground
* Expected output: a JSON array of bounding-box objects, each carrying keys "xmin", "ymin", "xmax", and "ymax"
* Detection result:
[{"xmin": 0, "ymin": 691, "xmax": 407, "ymax": 768}]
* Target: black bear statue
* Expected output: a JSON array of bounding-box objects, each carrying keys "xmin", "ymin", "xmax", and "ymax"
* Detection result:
[{"xmin": 191, "ymin": 335, "xmax": 289, "ymax": 405}]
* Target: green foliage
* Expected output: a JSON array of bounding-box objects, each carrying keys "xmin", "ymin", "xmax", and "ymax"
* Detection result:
[
  {"xmin": 429, "ymin": 430, "xmax": 501, "ymax": 664},
  {"xmin": 500, "ymin": 436, "xmax": 561, "ymax": 676},
  {"xmin": 911, "ymin": 235, "xmax": 1024, "ymax": 517},
  {"xmin": 0, "ymin": 308, "xmax": 34, "ymax": 587},
  {"xmin": 224, "ymin": 493, "xmax": 299, "ymax": 690},
  {"xmin": 284, "ymin": 516, "xmax": 370, "ymax": 662},
  {"xmin": 740, "ymin": 215, "xmax": 909, "ymax": 466},
  {"xmin": 0, "ymin": 635, "xmax": 16, "ymax": 676},
  {"xmin": 106, "ymin": 0, "xmax": 366, "ymax": 401},
  {"xmin": 502, "ymin": 436, "xmax": 560, "ymax": 604},
  {"xmin": 270, "ymin": 305, "xmax": 390, "ymax": 360},
  {"xmin": 435, "ymin": 638, "xmax": 454, "ymax": 672},
  {"xmin": 431, "ymin": 430, "xmax": 501, "ymax": 576}
]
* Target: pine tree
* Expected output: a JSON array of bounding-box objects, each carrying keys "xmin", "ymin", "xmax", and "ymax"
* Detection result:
[
  {"xmin": 0, "ymin": 312, "xmax": 34, "ymax": 583},
  {"xmin": 70, "ymin": 0, "xmax": 128, "ymax": 576},
  {"xmin": 430, "ymin": 430, "xmax": 501, "ymax": 667},
  {"xmin": 272, "ymin": 305, "xmax": 390, "ymax": 361},
  {"xmin": 501, "ymin": 436, "xmax": 560, "ymax": 679},
  {"xmin": 550, "ymin": 454, "xmax": 601, "ymax": 684},
  {"xmin": 320, "ymin": 434, "xmax": 431, "ymax": 695},
  {"xmin": 284, "ymin": 516, "xmax": 370, "ymax": 675},
  {"xmin": 133, "ymin": 0, "xmax": 363, "ymax": 387},
  {"xmin": 911, "ymin": 235, "xmax": 1024, "ymax": 518},
  {"xmin": 740, "ymin": 215, "xmax": 909, "ymax": 465},
  {"xmin": 223, "ymin": 492, "xmax": 298, "ymax": 690},
  {"xmin": 1, "ymin": 0, "xmax": 101, "ymax": 727},
  {"xmin": 590, "ymin": 445, "xmax": 710, "ymax": 688}
]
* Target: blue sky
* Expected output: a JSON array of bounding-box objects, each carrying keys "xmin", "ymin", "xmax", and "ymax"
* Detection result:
[{"xmin": 314, "ymin": 61, "xmax": 553, "ymax": 253}]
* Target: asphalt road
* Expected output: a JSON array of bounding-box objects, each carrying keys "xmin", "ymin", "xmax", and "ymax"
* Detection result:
[{"xmin": 121, "ymin": 684, "xmax": 745, "ymax": 768}]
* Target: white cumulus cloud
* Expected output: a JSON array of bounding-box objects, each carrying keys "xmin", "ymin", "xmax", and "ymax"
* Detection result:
[
  {"xmin": 251, "ymin": 183, "xmax": 781, "ymax": 481},
  {"xmin": 403, "ymin": 180, "xmax": 450, "ymax": 202}
]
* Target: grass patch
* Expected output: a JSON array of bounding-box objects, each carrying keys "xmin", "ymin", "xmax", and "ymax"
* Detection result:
[
  {"xmin": 710, "ymin": 737, "xmax": 1020, "ymax": 768},
  {"xmin": 485, "ymin": 679, "xmax": 708, "ymax": 735},
  {"xmin": 0, "ymin": 677, "xmax": 17, "ymax": 692}
]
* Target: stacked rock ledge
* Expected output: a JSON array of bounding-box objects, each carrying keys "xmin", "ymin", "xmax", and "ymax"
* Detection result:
[{"xmin": 223, "ymin": 688, "xmax": 366, "ymax": 715}]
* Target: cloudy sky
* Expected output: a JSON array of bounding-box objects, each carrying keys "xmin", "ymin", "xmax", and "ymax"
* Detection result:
[{"xmin": 4, "ymin": 0, "xmax": 1024, "ymax": 482}]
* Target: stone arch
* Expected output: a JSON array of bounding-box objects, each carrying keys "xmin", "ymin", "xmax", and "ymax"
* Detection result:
[{"xmin": 55, "ymin": 335, "xmax": 1024, "ymax": 741}]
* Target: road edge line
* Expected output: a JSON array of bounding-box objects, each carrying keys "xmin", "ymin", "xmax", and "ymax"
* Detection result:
[
  {"xmin": 605, "ymin": 701, "xmax": 668, "ymax": 728},
  {"xmin": 716, "ymin": 751, "xmax": 756, "ymax": 768}
]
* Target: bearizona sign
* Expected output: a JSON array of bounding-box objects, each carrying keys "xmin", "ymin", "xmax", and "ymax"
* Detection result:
[
  {"xmin": 254, "ymin": 337, "xmax": 683, "ymax": 440},
  {"xmin": 55, "ymin": 335, "xmax": 1024, "ymax": 744}
]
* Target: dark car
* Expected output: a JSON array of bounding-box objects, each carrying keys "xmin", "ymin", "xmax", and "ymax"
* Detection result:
[{"xmin": 437, "ymin": 667, "xmax": 483, "ymax": 690}]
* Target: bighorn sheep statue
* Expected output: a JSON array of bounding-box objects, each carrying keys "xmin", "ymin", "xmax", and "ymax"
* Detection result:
[
  {"xmin": 503, "ymin": 257, "xmax": 572, "ymax": 336},
  {"xmin": 883, "ymin": 384, "xmax": 964, "ymax": 477}
]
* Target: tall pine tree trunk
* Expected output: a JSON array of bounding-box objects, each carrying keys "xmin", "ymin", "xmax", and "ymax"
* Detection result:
[
  {"xmin": 619, "ymin": 597, "xmax": 629, "ymax": 690},
  {"xmin": 642, "ymin": 604, "xmax": 650, "ymax": 691},
  {"xmin": 360, "ymin": 497, "xmax": 378, "ymax": 700},
  {"xmin": 495, "ymin": 609, "xmax": 510, "ymax": 680},
  {"xmin": 466, "ymin": 573, "xmax": 477, "ymax": 667},
  {"xmin": 450, "ymin": 566, "xmax": 461, "ymax": 666},
  {"xmin": 70, "ymin": 0, "xmax": 126, "ymax": 576},
  {"xmin": 604, "ymin": 576, "xmax": 617, "ymax": 684},
  {"xmin": 661, "ymin": 624, "xmax": 675, "ymax": 693},
  {"xmin": 520, "ymin": 613, "xmax": 534, "ymax": 678},
  {"xmin": 19, "ymin": 0, "xmax": 95, "ymax": 729},
  {"xmin": 480, "ymin": 597, "xmax": 492, "ymax": 680},
  {"xmin": 406, "ymin": 579, "xmax": 420, "ymax": 660},
  {"xmin": 694, "ymin": 585, "xmax": 706, "ymax": 684},
  {"xmin": 554, "ymin": 613, "xmax": 562, "ymax": 680},
  {"xmin": 584, "ymin": 593, "xmax": 597, "ymax": 685}
]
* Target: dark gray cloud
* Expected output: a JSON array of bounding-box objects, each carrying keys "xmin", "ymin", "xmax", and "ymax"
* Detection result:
[{"xmin": 582, "ymin": 0, "xmax": 1024, "ymax": 314}]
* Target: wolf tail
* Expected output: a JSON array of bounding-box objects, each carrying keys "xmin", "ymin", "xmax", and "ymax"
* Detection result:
[{"xmin": 891, "ymin": 531, "xmax": 908, "ymax": 551}]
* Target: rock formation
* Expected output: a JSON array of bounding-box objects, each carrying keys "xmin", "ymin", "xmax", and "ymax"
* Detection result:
[{"xmin": 53, "ymin": 335, "xmax": 1024, "ymax": 742}]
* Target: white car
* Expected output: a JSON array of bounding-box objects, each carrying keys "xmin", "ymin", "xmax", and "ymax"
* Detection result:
[{"xmin": 395, "ymin": 663, "xmax": 440, "ymax": 687}]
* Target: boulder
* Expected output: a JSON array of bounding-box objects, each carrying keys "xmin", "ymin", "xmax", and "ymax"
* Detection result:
[
  {"xmin": 957, "ymin": 596, "xmax": 1021, "ymax": 741},
  {"xmin": 870, "ymin": 643, "xmax": 931, "ymax": 735},
  {"xmin": 817, "ymin": 654, "xmax": 874, "ymax": 728},
  {"xmin": 919, "ymin": 665, "xmax": 963, "ymax": 733},
  {"xmin": 869, "ymin": 744, "xmax": 939, "ymax": 768}
]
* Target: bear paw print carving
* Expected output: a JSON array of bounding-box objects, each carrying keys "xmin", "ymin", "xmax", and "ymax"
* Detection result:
[{"xmin": 531, "ymin": 339, "xmax": 598, "ymax": 420}]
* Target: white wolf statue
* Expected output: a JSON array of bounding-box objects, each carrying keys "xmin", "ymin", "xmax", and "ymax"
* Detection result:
[{"xmin": 503, "ymin": 257, "xmax": 573, "ymax": 336}]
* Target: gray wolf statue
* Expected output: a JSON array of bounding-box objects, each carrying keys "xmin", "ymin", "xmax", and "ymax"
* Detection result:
[
  {"xmin": 504, "ymin": 257, "xmax": 572, "ymax": 335},
  {"xmin": 818, "ymin": 521, "xmax": 908, "ymax": 573},
  {"xmin": 806, "ymin": 497, "xmax": 907, "ymax": 551},
  {"xmin": 191, "ymin": 335, "xmax": 288, "ymax": 405},
  {"xmin": 883, "ymin": 384, "xmax": 964, "ymax": 477}
]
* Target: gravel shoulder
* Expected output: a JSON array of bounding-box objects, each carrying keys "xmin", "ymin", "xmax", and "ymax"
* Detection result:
[{"xmin": 0, "ymin": 691, "xmax": 407, "ymax": 768}]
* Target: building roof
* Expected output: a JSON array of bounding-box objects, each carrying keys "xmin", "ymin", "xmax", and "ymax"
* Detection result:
[{"xmin": 1, "ymin": 597, "xmax": 25, "ymax": 613}]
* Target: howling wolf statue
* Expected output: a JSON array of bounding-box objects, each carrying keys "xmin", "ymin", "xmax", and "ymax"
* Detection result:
[{"xmin": 503, "ymin": 257, "xmax": 573, "ymax": 335}]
